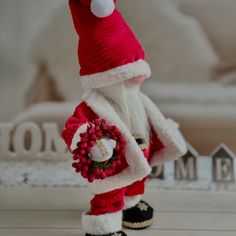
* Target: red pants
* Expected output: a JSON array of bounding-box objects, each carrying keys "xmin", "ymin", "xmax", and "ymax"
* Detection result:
[{"xmin": 90, "ymin": 177, "xmax": 148, "ymax": 215}]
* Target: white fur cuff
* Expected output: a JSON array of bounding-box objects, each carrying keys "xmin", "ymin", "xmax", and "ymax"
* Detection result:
[
  {"xmin": 124, "ymin": 195, "xmax": 143, "ymax": 210},
  {"xmin": 70, "ymin": 123, "xmax": 89, "ymax": 151},
  {"xmin": 82, "ymin": 211, "xmax": 122, "ymax": 235}
]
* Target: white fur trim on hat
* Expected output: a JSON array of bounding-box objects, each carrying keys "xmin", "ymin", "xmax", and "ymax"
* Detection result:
[
  {"xmin": 81, "ymin": 59, "xmax": 151, "ymax": 90},
  {"xmin": 91, "ymin": 0, "xmax": 115, "ymax": 18},
  {"xmin": 70, "ymin": 123, "xmax": 89, "ymax": 151},
  {"xmin": 82, "ymin": 211, "xmax": 122, "ymax": 235},
  {"xmin": 124, "ymin": 195, "xmax": 143, "ymax": 210}
]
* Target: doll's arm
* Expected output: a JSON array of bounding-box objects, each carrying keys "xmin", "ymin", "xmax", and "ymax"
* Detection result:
[
  {"xmin": 62, "ymin": 104, "xmax": 126, "ymax": 182},
  {"xmin": 62, "ymin": 116, "xmax": 117, "ymax": 162},
  {"xmin": 62, "ymin": 115, "xmax": 90, "ymax": 152}
]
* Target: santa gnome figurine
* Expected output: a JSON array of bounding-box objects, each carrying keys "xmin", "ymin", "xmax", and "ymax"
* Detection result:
[{"xmin": 62, "ymin": 0, "xmax": 187, "ymax": 235}]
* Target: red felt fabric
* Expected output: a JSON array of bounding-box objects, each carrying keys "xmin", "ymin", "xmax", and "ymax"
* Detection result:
[
  {"xmin": 89, "ymin": 177, "xmax": 149, "ymax": 215},
  {"xmin": 80, "ymin": 0, "xmax": 117, "ymax": 6},
  {"xmin": 62, "ymin": 102, "xmax": 98, "ymax": 148},
  {"xmin": 69, "ymin": 0, "xmax": 145, "ymax": 76}
]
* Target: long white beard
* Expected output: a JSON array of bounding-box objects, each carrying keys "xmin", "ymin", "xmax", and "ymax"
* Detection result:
[{"xmin": 98, "ymin": 82, "xmax": 150, "ymax": 140}]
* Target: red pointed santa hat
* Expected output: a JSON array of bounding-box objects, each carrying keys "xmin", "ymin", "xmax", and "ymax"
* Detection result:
[{"xmin": 69, "ymin": 0, "xmax": 151, "ymax": 89}]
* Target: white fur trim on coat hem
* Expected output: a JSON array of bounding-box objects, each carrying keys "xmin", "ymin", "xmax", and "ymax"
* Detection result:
[
  {"xmin": 81, "ymin": 59, "xmax": 151, "ymax": 90},
  {"xmin": 87, "ymin": 167, "xmax": 151, "ymax": 195},
  {"xmin": 82, "ymin": 211, "xmax": 122, "ymax": 235},
  {"xmin": 70, "ymin": 123, "xmax": 89, "ymax": 151},
  {"xmin": 124, "ymin": 195, "xmax": 143, "ymax": 210}
]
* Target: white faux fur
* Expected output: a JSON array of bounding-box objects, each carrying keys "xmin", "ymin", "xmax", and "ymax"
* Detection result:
[
  {"xmin": 140, "ymin": 93, "xmax": 187, "ymax": 166},
  {"xmin": 91, "ymin": 0, "xmax": 115, "ymax": 18},
  {"xmin": 82, "ymin": 90, "xmax": 187, "ymax": 194},
  {"xmin": 82, "ymin": 211, "xmax": 122, "ymax": 235},
  {"xmin": 124, "ymin": 195, "xmax": 143, "ymax": 210},
  {"xmin": 70, "ymin": 123, "xmax": 89, "ymax": 151},
  {"xmin": 81, "ymin": 60, "xmax": 151, "ymax": 91}
]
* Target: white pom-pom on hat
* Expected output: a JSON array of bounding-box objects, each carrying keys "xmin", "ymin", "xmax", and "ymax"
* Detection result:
[{"xmin": 91, "ymin": 0, "xmax": 115, "ymax": 18}]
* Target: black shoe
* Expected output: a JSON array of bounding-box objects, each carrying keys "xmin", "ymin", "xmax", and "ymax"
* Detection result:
[
  {"xmin": 86, "ymin": 231, "xmax": 127, "ymax": 236},
  {"xmin": 122, "ymin": 200, "xmax": 153, "ymax": 230}
]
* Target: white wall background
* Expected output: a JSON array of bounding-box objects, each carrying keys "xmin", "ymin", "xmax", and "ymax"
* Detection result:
[{"xmin": 0, "ymin": 0, "xmax": 65, "ymax": 121}]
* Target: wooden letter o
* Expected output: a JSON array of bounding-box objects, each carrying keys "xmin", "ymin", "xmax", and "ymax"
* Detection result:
[{"xmin": 13, "ymin": 122, "xmax": 42, "ymax": 157}]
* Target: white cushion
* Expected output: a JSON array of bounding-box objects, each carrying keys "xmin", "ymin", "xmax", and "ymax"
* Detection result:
[
  {"xmin": 31, "ymin": 4, "xmax": 83, "ymax": 101},
  {"xmin": 178, "ymin": 0, "xmax": 236, "ymax": 62},
  {"xmin": 12, "ymin": 102, "xmax": 77, "ymax": 130},
  {"xmin": 143, "ymin": 81, "xmax": 236, "ymax": 105},
  {"xmin": 119, "ymin": 0, "xmax": 219, "ymax": 83}
]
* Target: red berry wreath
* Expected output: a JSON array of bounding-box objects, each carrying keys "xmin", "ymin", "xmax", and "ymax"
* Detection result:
[{"xmin": 72, "ymin": 119, "xmax": 126, "ymax": 183}]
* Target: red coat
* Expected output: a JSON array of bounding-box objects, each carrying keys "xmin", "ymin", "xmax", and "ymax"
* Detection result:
[{"xmin": 62, "ymin": 90, "xmax": 187, "ymax": 194}]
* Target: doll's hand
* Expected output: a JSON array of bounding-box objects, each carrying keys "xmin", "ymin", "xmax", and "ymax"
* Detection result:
[{"xmin": 91, "ymin": 138, "xmax": 116, "ymax": 162}]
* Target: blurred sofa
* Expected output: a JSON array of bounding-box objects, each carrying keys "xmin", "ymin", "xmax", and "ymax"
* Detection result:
[{"xmin": 12, "ymin": 0, "xmax": 236, "ymax": 157}]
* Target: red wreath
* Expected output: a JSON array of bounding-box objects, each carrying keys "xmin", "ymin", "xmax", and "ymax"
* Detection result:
[{"xmin": 71, "ymin": 119, "xmax": 126, "ymax": 183}]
